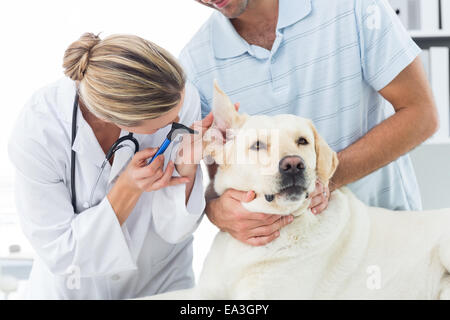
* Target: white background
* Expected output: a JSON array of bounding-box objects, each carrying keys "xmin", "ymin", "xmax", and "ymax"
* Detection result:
[{"xmin": 0, "ymin": 0, "xmax": 218, "ymax": 283}]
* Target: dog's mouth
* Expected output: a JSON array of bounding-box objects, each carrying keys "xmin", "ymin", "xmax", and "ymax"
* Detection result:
[{"xmin": 265, "ymin": 184, "xmax": 309, "ymax": 203}]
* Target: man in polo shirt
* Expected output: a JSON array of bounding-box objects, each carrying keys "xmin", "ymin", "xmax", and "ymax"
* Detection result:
[{"xmin": 180, "ymin": 0, "xmax": 438, "ymax": 246}]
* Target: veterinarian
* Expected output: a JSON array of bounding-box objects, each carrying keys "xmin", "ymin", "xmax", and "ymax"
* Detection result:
[
  {"xmin": 180, "ymin": 0, "xmax": 438, "ymax": 246},
  {"xmin": 8, "ymin": 33, "xmax": 209, "ymax": 299}
]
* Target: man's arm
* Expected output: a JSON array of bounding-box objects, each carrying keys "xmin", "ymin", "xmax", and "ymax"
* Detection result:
[{"xmin": 330, "ymin": 57, "xmax": 438, "ymax": 191}]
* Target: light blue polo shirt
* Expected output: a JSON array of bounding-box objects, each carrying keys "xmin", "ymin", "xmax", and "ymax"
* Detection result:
[{"xmin": 180, "ymin": 0, "xmax": 423, "ymax": 210}]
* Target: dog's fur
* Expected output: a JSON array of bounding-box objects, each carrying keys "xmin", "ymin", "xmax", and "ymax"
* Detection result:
[{"xmin": 145, "ymin": 83, "xmax": 450, "ymax": 300}]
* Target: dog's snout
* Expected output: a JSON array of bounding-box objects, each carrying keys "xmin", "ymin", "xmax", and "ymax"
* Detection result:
[{"xmin": 279, "ymin": 156, "xmax": 305, "ymax": 175}]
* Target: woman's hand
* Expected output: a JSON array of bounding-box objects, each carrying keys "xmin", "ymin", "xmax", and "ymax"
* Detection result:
[
  {"xmin": 120, "ymin": 148, "xmax": 190, "ymax": 193},
  {"xmin": 175, "ymin": 112, "xmax": 214, "ymax": 177},
  {"xmin": 308, "ymin": 180, "xmax": 330, "ymax": 215},
  {"xmin": 108, "ymin": 148, "xmax": 190, "ymax": 225}
]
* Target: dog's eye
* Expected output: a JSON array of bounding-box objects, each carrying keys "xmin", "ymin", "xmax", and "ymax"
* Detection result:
[
  {"xmin": 250, "ymin": 141, "xmax": 267, "ymax": 151},
  {"xmin": 297, "ymin": 137, "xmax": 309, "ymax": 145}
]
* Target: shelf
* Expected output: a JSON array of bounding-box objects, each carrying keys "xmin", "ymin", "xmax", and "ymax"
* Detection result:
[
  {"xmin": 409, "ymin": 30, "xmax": 450, "ymax": 39},
  {"xmin": 423, "ymin": 138, "xmax": 450, "ymax": 145}
]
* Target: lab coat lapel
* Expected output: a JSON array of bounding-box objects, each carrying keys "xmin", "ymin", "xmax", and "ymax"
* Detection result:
[{"xmin": 71, "ymin": 112, "xmax": 106, "ymax": 168}]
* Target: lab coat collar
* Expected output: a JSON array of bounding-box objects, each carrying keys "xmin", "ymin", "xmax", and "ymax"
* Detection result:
[
  {"xmin": 71, "ymin": 113, "xmax": 109, "ymax": 169},
  {"xmin": 57, "ymin": 77, "xmax": 79, "ymax": 124},
  {"xmin": 212, "ymin": 0, "xmax": 312, "ymax": 59},
  {"xmin": 60, "ymin": 77, "xmax": 135, "ymax": 172},
  {"xmin": 72, "ymin": 113, "xmax": 142, "ymax": 183}
]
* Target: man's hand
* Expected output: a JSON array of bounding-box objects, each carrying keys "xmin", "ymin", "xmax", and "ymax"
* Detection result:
[
  {"xmin": 308, "ymin": 180, "xmax": 330, "ymax": 215},
  {"xmin": 206, "ymin": 189, "xmax": 294, "ymax": 246}
]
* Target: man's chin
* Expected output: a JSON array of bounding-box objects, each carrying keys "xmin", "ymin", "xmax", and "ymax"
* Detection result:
[{"xmin": 213, "ymin": 0, "xmax": 250, "ymax": 19}]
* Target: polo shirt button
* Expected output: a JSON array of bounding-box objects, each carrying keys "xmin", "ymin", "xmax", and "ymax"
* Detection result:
[
  {"xmin": 111, "ymin": 274, "xmax": 120, "ymax": 281},
  {"xmin": 83, "ymin": 202, "xmax": 89, "ymax": 209}
]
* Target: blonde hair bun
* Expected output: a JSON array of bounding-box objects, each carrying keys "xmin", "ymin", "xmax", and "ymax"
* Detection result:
[
  {"xmin": 63, "ymin": 32, "xmax": 101, "ymax": 81},
  {"xmin": 62, "ymin": 32, "xmax": 186, "ymax": 127}
]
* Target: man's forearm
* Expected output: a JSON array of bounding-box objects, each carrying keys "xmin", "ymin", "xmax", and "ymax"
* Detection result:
[{"xmin": 330, "ymin": 105, "xmax": 437, "ymax": 191}]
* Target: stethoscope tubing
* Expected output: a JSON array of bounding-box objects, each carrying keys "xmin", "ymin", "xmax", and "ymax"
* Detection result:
[
  {"xmin": 70, "ymin": 93, "xmax": 192, "ymax": 213},
  {"xmin": 71, "ymin": 93, "xmax": 139, "ymax": 214},
  {"xmin": 71, "ymin": 94, "xmax": 79, "ymax": 212}
]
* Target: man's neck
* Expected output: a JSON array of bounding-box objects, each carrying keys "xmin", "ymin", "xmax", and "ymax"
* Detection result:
[
  {"xmin": 233, "ymin": 0, "xmax": 278, "ymax": 26},
  {"xmin": 231, "ymin": 0, "xmax": 279, "ymax": 50}
]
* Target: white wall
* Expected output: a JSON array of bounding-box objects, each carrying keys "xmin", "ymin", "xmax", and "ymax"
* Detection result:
[
  {"xmin": 0, "ymin": 0, "xmax": 212, "ymax": 178},
  {"xmin": 0, "ymin": 0, "xmax": 217, "ymax": 282},
  {"xmin": 410, "ymin": 143, "xmax": 450, "ymax": 210}
]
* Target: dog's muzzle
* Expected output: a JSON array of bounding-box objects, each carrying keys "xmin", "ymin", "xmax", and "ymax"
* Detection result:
[{"xmin": 265, "ymin": 156, "xmax": 309, "ymax": 202}]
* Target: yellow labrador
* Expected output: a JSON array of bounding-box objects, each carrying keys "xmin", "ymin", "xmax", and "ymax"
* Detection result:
[{"xmin": 146, "ymin": 82, "xmax": 450, "ymax": 300}]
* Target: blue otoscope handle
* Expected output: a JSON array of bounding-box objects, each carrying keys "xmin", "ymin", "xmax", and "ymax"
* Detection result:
[{"xmin": 147, "ymin": 138, "xmax": 171, "ymax": 165}]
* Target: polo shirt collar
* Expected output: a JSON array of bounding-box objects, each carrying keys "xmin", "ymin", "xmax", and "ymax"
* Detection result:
[
  {"xmin": 212, "ymin": 0, "xmax": 312, "ymax": 59},
  {"xmin": 277, "ymin": 0, "xmax": 312, "ymax": 29},
  {"xmin": 211, "ymin": 11, "xmax": 250, "ymax": 59}
]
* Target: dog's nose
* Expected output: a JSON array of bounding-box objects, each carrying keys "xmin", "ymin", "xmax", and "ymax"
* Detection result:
[{"xmin": 279, "ymin": 156, "xmax": 305, "ymax": 175}]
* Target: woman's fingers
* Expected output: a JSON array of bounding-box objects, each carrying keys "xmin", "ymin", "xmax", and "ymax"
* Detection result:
[
  {"xmin": 132, "ymin": 148, "xmax": 158, "ymax": 165},
  {"xmin": 167, "ymin": 176, "xmax": 191, "ymax": 186},
  {"xmin": 151, "ymin": 161, "xmax": 176, "ymax": 189},
  {"xmin": 133, "ymin": 155, "xmax": 165, "ymax": 180},
  {"xmin": 151, "ymin": 161, "xmax": 190, "ymax": 190}
]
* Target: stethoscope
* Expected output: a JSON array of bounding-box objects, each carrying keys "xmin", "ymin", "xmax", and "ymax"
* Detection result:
[{"xmin": 71, "ymin": 93, "xmax": 196, "ymax": 213}]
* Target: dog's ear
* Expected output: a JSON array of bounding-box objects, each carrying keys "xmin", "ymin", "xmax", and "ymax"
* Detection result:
[
  {"xmin": 203, "ymin": 81, "xmax": 248, "ymax": 161},
  {"xmin": 309, "ymin": 121, "xmax": 339, "ymax": 184},
  {"xmin": 212, "ymin": 80, "xmax": 248, "ymax": 132}
]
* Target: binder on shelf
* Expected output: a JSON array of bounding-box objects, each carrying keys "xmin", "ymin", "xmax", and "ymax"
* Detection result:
[
  {"xmin": 388, "ymin": 0, "xmax": 410, "ymax": 29},
  {"xmin": 388, "ymin": 0, "xmax": 439, "ymax": 31},
  {"xmin": 420, "ymin": 49, "xmax": 430, "ymax": 81},
  {"xmin": 442, "ymin": 0, "xmax": 450, "ymax": 31},
  {"xmin": 419, "ymin": 0, "xmax": 440, "ymax": 31},
  {"xmin": 429, "ymin": 47, "xmax": 450, "ymax": 142}
]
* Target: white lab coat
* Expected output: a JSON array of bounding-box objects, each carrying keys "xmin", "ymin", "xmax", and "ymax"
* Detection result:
[{"xmin": 7, "ymin": 77, "xmax": 206, "ymax": 300}]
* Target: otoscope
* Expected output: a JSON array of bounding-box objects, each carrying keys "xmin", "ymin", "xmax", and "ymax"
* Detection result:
[{"xmin": 147, "ymin": 122, "xmax": 198, "ymax": 165}]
